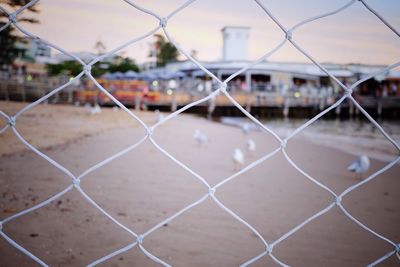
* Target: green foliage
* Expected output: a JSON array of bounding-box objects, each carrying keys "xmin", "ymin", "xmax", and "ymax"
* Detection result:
[
  {"xmin": 46, "ymin": 57, "xmax": 140, "ymax": 78},
  {"xmin": 0, "ymin": 27, "xmax": 19, "ymax": 66},
  {"xmin": 46, "ymin": 61, "xmax": 82, "ymax": 76},
  {"xmin": 108, "ymin": 58, "xmax": 139, "ymax": 73},
  {"xmin": 0, "ymin": 0, "xmax": 39, "ymax": 69},
  {"xmin": 153, "ymin": 34, "xmax": 179, "ymax": 67}
]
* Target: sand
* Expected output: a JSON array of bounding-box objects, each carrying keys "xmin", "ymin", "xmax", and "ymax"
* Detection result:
[{"xmin": 0, "ymin": 101, "xmax": 399, "ymax": 267}]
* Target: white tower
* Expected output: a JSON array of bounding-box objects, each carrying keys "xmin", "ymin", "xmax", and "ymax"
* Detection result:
[{"xmin": 222, "ymin": 26, "xmax": 250, "ymax": 61}]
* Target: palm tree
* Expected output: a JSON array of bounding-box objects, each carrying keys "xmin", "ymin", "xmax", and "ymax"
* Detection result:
[{"xmin": 94, "ymin": 38, "xmax": 106, "ymax": 55}]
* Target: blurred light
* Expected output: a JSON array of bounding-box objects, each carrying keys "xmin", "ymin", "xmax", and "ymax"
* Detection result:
[
  {"xmin": 26, "ymin": 75, "xmax": 32, "ymax": 81},
  {"xmin": 167, "ymin": 89, "xmax": 173, "ymax": 95},
  {"xmin": 152, "ymin": 80, "xmax": 158, "ymax": 86},
  {"xmin": 294, "ymin": 92, "xmax": 301, "ymax": 98},
  {"xmin": 168, "ymin": 79, "xmax": 177, "ymax": 89}
]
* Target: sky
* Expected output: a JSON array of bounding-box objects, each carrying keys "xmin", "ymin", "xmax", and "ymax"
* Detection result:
[{"xmin": 4, "ymin": 0, "xmax": 400, "ymax": 65}]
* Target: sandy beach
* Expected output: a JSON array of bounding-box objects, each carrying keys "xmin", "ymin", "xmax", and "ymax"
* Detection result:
[{"xmin": 0, "ymin": 101, "xmax": 399, "ymax": 267}]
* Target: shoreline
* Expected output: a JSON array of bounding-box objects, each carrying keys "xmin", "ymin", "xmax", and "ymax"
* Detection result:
[{"xmin": 220, "ymin": 116, "xmax": 399, "ymax": 163}]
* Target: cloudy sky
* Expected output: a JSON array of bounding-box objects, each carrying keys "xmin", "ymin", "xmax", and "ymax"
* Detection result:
[{"xmin": 5, "ymin": 0, "xmax": 400, "ymax": 65}]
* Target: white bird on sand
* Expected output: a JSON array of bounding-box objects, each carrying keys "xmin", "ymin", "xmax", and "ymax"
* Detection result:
[
  {"xmin": 241, "ymin": 123, "xmax": 251, "ymax": 134},
  {"xmin": 247, "ymin": 139, "xmax": 256, "ymax": 154},
  {"xmin": 93, "ymin": 104, "xmax": 101, "ymax": 114},
  {"xmin": 233, "ymin": 148, "xmax": 245, "ymax": 170},
  {"xmin": 193, "ymin": 129, "xmax": 208, "ymax": 145},
  {"xmin": 347, "ymin": 155, "xmax": 370, "ymax": 179},
  {"xmin": 85, "ymin": 103, "xmax": 101, "ymax": 115},
  {"xmin": 154, "ymin": 109, "xmax": 165, "ymax": 123}
]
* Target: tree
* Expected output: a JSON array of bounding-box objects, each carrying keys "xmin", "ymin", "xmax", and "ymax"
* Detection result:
[
  {"xmin": 0, "ymin": 0, "xmax": 39, "ymax": 69},
  {"xmin": 46, "ymin": 60, "xmax": 82, "ymax": 77},
  {"xmin": 108, "ymin": 57, "xmax": 139, "ymax": 73},
  {"xmin": 47, "ymin": 57, "xmax": 140, "ymax": 78},
  {"xmin": 94, "ymin": 38, "xmax": 106, "ymax": 55},
  {"xmin": 190, "ymin": 49, "xmax": 198, "ymax": 59},
  {"xmin": 151, "ymin": 34, "xmax": 179, "ymax": 67}
]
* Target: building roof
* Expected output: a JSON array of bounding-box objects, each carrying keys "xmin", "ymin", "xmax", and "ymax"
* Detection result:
[
  {"xmin": 221, "ymin": 26, "xmax": 251, "ymax": 31},
  {"xmin": 166, "ymin": 60, "xmax": 355, "ymax": 78}
]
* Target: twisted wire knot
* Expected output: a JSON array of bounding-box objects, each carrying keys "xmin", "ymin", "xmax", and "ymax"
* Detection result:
[
  {"xmin": 72, "ymin": 178, "xmax": 81, "ymax": 188},
  {"xmin": 8, "ymin": 116, "xmax": 16, "ymax": 127},
  {"xmin": 219, "ymin": 82, "xmax": 228, "ymax": 93},
  {"xmin": 280, "ymin": 139, "xmax": 287, "ymax": 149},
  {"xmin": 159, "ymin": 17, "xmax": 168, "ymax": 28},
  {"xmin": 345, "ymin": 89, "xmax": 353, "ymax": 98},
  {"xmin": 267, "ymin": 244, "xmax": 274, "ymax": 254},
  {"xmin": 83, "ymin": 65, "xmax": 92, "ymax": 75},
  {"xmin": 9, "ymin": 13, "xmax": 17, "ymax": 23},
  {"xmin": 285, "ymin": 30, "xmax": 293, "ymax": 41},
  {"xmin": 335, "ymin": 196, "xmax": 342, "ymax": 205},
  {"xmin": 396, "ymin": 244, "xmax": 400, "ymax": 260},
  {"xmin": 208, "ymin": 187, "xmax": 216, "ymax": 196},
  {"xmin": 147, "ymin": 127, "xmax": 154, "ymax": 137},
  {"xmin": 136, "ymin": 235, "xmax": 144, "ymax": 244}
]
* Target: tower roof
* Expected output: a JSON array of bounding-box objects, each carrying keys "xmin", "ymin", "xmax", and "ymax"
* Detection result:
[{"xmin": 221, "ymin": 26, "xmax": 251, "ymax": 32}]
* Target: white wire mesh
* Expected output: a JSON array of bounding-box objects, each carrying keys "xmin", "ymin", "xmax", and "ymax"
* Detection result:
[{"xmin": 0, "ymin": 0, "xmax": 400, "ymax": 266}]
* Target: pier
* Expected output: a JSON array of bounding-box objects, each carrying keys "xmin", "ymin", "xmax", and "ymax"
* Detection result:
[{"xmin": 1, "ymin": 79, "xmax": 399, "ymax": 119}]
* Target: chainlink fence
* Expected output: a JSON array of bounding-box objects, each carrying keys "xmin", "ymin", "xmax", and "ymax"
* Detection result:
[{"xmin": 0, "ymin": 0, "xmax": 400, "ymax": 266}]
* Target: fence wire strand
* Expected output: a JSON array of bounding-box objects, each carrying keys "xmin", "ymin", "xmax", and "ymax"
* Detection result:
[{"xmin": 0, "ymin": 0, "xmax": 399, "ymax": 266}]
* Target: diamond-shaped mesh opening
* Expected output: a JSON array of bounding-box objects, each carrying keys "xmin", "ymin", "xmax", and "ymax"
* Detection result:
[
  {"xmin": 283, "ymin": 106, "xmax": 400, "ymax": 191},
  {"xmin": 342, "ymin": 163, "xmax": 400, "ymax": 241},
  {"xmin": 22, "ymin": 0, "xmax": 156, "ymax": 56},
  {"xmin": 153, "ymin": 104, "xmax": 280, "ymax": 184},
  {"xmin": 1, "ymin": 190, "xmax": 134, "ymax": 266},
  {"xmin": 167, "ymin": 0, "xmax": 283, "ymax": 62},
  {"xmin": 0, "ymin": 147, "xmax": 71, "ymax": 217},
  {"xmin": 217, "ymin": 152, "xmax": 332, "ymax": 242},
  {"xmin": 291, "ymin": 2, "xmax": 400, "ymax": 65},
  {"xmin": 80, "ymin": 139, "xmax": 205, "ymax": 233},
  {"xmin": 145, "ymin": 197, "xmax": 266, "ymax": 266},
  {"xmin": 7, "ymin": 91, "xmax": 146, "ymax": 174},
  {"xmin": 264, "ymin": 42, "xmax": 348, "ymax": 118},
  {"xmin": 272, "ymin": 207, "xmax": 396, "ymax": 267},
  {"xmin": 255, "ymin": 0, "xmax": 354, "ymax": 27}
]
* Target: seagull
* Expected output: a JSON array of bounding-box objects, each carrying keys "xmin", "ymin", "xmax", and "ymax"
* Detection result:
[
  {"xmin": 246, "ymin": 139, "xmax": 256, "ymax": 155},
  {"xmin": 92, "ymin": 104, "xmax": 101, "ymax": 114},
  {"xmin": 347, "ymin": 155, "xmax": 370, "ymax": 179},
  {"xmin": 154, "ymin": 109, "xmax": 165, "ymax": 123},
  {"xmin": 193, "ymin": 129, "xmax": 208, "ymax": 146},
  {"xmin": 232, "ymin": 148, "xmax": 244, "ymax": 170},
  {"xmin": 241, "ymin": 123, "xmax": 251, "ymax": 134},
  {"xmin": 85, "ymin": 103, "xmax": 101, "ymax": 115}
]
